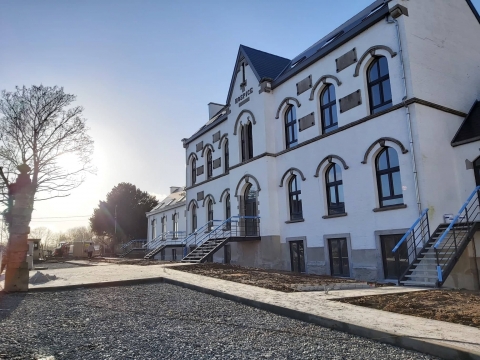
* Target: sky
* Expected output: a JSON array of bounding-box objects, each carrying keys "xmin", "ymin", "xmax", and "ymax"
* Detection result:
[{"xmin": 1, "ymin": 0, "xmax": 479, "ymax": 233}]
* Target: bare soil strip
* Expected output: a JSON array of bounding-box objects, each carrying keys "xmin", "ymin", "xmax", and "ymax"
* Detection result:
[
  {"xmin": 170, "ymin": 263, "xmax": 362, "ymax": 292},
  {"xmin": 337, "ymin": 290, "xmax": 480, "ymax": 329}
]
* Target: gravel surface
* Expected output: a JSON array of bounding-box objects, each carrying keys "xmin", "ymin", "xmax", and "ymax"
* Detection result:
[{"xmin": 0, "ymin": 283, "xmax": 438, "ymax": 360}]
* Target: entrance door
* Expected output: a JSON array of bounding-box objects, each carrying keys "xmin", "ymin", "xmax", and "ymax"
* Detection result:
[
  {"xmin": 474, "ymin": 158, "xmax": 480, "ymax": 186},
  {"xmin": 289, "ymin": 240, "xmax": 305, "ymax": 273},
  {"xmin": 244, "ymin": 185, "xmax": 258, "ymax": 236},
  {"xmin": 224, "ymin": 244, "xmax": 231, "ymax": 264},
  {"xmin": 380, "ymin": 234, "xmax": 408, "ymax": 280},
  {"xmin": 328, "ymin": 238, "xmax": 350, "ymax": 277}
]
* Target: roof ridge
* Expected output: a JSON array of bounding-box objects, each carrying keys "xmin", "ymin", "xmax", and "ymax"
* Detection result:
[{"xmin": 240, "ymin": 44, "xmax": 290, "ymax": 61}]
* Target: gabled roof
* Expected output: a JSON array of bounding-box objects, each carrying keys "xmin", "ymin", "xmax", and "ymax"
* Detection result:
[
  {"xmin": 452, "ymin": 100, "xmax": 480, "ymax": 147},
  {"xmin": 466, "ymin": 0, "xmax": 480, "ymax": 24},
  {"xmin": 225, "ymin": 45, "xmax": 290, "ymax": 105}
]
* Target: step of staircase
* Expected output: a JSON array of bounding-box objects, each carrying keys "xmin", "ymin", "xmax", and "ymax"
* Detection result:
[{"xmin": 400, "ymin": 280, "xmax": 437, "ymax": 287}]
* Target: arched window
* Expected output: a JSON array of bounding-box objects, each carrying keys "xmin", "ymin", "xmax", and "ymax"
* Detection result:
[
  {"xmin": 285, "ymin": 106, "xmax": 298, "ymax": 149},
  {"xmin": 207, "ymin": 200, "xmax": 214, "ymax": 231},
  {"xmin": 161, "ymin": 216, "xmax": 167, "ymax": 239},
  {"xmin": 172, "ymin": 213, "xmax": 178, "ymax": 238},
  {"xmin": 224, "ymin": 139, "xmax": 229, "ymax": 173},
  {"xmin": 368, "ymin": 56, "xmax": 392, "ymax": 114},
  {"xmin": 288, "ymin": 175, "xmax": 303, "ymax": 220},
  {"xmin": 320, "ymin": 84, "xmax": 338, "ymax": 133},
  {"xmin": 225, "ymin": 194, "xmax": 231, "ymax": 229},
  {"xmin": 326, "ymin": 164, "xmax": 345, "ymax": 215},
  {"xmin": 240, "ymin": 123, "xmax": 254, "ymax": 162},
  {"xmin": 206, "ymin": 150, "xmax": 213, "ymax": 179},
  {"xmin": 247, "ymin": 122, "xmax": 253, "ymax": 159},
  {"xmin": 376, "ymin": 147, "xmax": 403, "ymax": 207},
  {"xmin": 191, "ymin": 205, "xmax": 197, "ymax": 233},
  {"xmin": 151, "ymin": 219, "xmax": 156, "ymax": 240},
  {"xmin": 191, "ymin": 159, "xmax": 197, "ymax": 185}
]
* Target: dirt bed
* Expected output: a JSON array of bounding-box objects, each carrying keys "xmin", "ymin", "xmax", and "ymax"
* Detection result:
[
  {"xmin": 89, "ymin": 258, "xmax": 168, "ymax": 266},
  {"xmin": 170, "ymin": 263, "xmax": 363, "ymax": 292},
  {"xmin": 338, "ymin": 290, "xmax": 480, "ymax": 328}
]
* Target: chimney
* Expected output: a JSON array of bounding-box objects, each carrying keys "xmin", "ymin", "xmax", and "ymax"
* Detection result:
[
  {"xmin": 208, "ymin": 102, "xmax": 225, "ymax": 119},
  {"xmin": 170, "ymin": 186, "xmax": 181, "ymax": 194}
]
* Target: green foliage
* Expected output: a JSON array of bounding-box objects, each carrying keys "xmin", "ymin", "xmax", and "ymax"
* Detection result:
[{"xmin": 90, "ymin": 183, "xmax": 158, "ymax": 243}]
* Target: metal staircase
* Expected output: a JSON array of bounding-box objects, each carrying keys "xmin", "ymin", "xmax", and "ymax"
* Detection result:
[
  {"xmin": 144, "ymin": 231, "xmax": 186, "ymax": 260},
  {"xmin": 393, "ymin": 186, "xmax": 480, "ymax": 287},
  {"xmin": 181, "ymin": 216, "xmax": 260, "ymax": 263},
  {"xmin": 119, "ymin": 239, "xmax": 147, "ymax": 258}
]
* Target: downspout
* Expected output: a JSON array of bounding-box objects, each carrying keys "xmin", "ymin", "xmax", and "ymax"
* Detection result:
[{"xmin": 387, "ymin": 15, "xmax": 422, "ymax": 215}]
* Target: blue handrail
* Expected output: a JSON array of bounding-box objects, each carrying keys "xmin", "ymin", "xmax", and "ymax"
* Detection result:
[
  {"xmin": 434, "ymin": 185, "xmax": 480, "ymax": 249},
  {"xmin": 392, "ymin": 208, "xmax": 429, "ymax": 253}
]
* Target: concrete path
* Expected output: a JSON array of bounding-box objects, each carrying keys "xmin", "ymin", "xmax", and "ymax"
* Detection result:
[{"xmin": 1, "ymin": 263, "xmax": 479, "ymax": 359}]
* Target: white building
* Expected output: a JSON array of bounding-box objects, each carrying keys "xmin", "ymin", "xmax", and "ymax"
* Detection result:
[
  {"xmin": 145, "ymin": 187, "xmax": 186, "ymax": 261},
  {"xmin": 178, "ymin": 0, "xmax": 480, "ymax": 289}
]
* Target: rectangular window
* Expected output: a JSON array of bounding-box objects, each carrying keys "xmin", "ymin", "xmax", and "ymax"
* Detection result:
[
  {"xmin": 160, "ymin": 249, "xmax": 165, "ymax": 261},
  {"xmin": 328, "ymin": 238, "xmax": 350, "ymax": 277},
  {"xmin": 172, "ymin": 248, "xmax": 177, "ymax": 261},
  {"xmin": 380, "ymin": 234, "xmax": 408, "ymax": 280},
  {"xmin": 224, "ymin": 245, "xmax": 231, "ymax": 264}
]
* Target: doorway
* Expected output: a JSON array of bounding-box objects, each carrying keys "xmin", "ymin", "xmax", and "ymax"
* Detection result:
[
  {"xmin": 224, "ymin": 244, "xmax": 231, "ymax": 264},
  {"xmin": 328, "ymin": 238, "xmax": 350, "ymax": 277},
  {"xmin": 244, "ymin": 184, "xmax": 258, "ymax": 236},
  {"xmin": 474, "ymin": 157, "xmax": 480, "ymax": 186},
  {"xmin": 289, "ymin": 240, "xmax": 305, "ymax": 273},
  {"xmin": 380, "ymin": 234, "xmax": 408, "ymax": 280}
]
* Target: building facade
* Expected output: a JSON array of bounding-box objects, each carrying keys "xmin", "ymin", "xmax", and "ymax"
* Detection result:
[
  {"xmin": 179, "ymin": 0, "xmax": 480, "ymax": 288},
  {"xmin": 145, "ymin": 187, "xmax": 186, "ymax": 261}
]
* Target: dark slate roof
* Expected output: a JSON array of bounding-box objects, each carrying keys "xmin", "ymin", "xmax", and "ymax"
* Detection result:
[
  {"xmin": 452, "ymin": 100, "xmax": 480, "ymax": 146},
  {"xmin": 466, "ymin": 0, "xmax": 480, "ymax": 24},
  {"xmin": 273, "ymin": 0, "xmax": 390, "ymax": 87},
  {"xmin": 241, "ymin": 45, "xmax": 291, "ymax": 81}
]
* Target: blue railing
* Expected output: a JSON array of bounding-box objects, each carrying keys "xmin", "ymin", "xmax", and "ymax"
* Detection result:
[
  {"xmin": 144, "ymin": 231, "xmax": 186, "ymax": 251},
  {"xmin": 121, "ymin": 239, "xmax": 147, "ymax": 250},
  {"xmin": 433, "ymin": 186, "xmax": 480, "ymax": 283},
  {"xmin": 182, "ymin": 216, "xmax": 260, "ymax": 258},
  {"xmin": 392, "ymin": 208, "xmax": 430, "ymax": 283},
  {"xmin": 393, "ymin": 208, "xmax": 429, "ymax": 253}
]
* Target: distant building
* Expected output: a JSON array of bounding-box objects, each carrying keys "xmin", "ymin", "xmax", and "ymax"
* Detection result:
[{"xmin": 145, "ymin": 187, "xmax": 186, "ymax": 260}]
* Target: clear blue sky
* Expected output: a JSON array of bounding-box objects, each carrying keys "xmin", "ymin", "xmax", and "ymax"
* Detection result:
[{"xmin": 1, "ymin": 0, "xmax": 479, "ymax": 232}]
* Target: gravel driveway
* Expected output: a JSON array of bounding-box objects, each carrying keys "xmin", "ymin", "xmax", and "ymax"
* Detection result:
[{"xmin": 0, "ymin": 283, "xmax": 437, "ymax": 360}]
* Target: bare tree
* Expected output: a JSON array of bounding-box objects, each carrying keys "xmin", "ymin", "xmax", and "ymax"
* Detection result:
[
  {"xmin": 65, "ymin": 226, "xmax": 94, "ymax": 243},
  {"xmin": 0, "ymin": 85, "xmax": 94, "ymax": 227},
  {"xmin": 29, "ymin": 227, "xmax": 55, "ymax": 250}
]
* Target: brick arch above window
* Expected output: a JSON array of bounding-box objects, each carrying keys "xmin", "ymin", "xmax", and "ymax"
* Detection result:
[
  {"xmin": 218, "ymin": 134, "xmax": 229, "ymax": 149},
  {"xmin": 275, "ymin": 97, "xmax": 301, "ymax": 119},
  {"xmin": 354, "ymin": 45, "xmax": 397, "ymax": 77},
  {"xmin": 202, "ymin": 194, "xmax": 216, "ymax": 207},
  {"xmin": 314, "ymin": 155, "xmax": 349, "ymax": 178},
  {"xmin": 233, "ymin": 109, "xmax": 256, "ymax": 135},
  {"xmin": 201, "ymin": 143, "xmax": 215, "ymax": 157},
  {"xmin": 361, "ymin": 137, "xmax": 408, "ymax": 164},
  {"xmin": 187, "ymin": 152, "xmax": 198, "ymax": 165},
  {"xmin": 219, "ymin": 188, "xmax": 230, "ymax": 202},
  {"xmin": 187, "ymin": 199, "xmax": 198, "ymax": 211},
  {"xmin": 279, "ymin": 167, "xmax": 306, "ymax": 187},
  {"xmin": 234, "ymin": 174, "xmax": 261, "ymax": 197},
  {"xmin": 309, "ymin": 75, "xmax": 342, "ymax": 100}
]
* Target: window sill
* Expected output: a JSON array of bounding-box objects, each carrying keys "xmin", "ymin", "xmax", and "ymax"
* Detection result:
[
  {"xmin": 322, "ymin": 213, "xmax": 348, "ymax": 219},
  {"xmin": 285, "ymin": 219, "xmax": 305, "ymax": 224},
  {"xmin": 373, "ymin": 204, "xmax": 407, "ymax": 212}
]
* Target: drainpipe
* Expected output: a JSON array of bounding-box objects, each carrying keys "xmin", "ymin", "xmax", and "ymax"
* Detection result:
[{"xmin": 387, "ymin": 15, "xmax": 422, "ymax": 215}]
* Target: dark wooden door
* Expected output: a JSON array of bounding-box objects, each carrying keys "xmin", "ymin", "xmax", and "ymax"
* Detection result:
[
  {"xmin": 328, "ymin": 238, "xmax": 350, "ymax": 277},
  {"xmin": 289, "ymin": 241, "xmax": 305, "ymax": 273},
  {"xmin": 244, "ymin": 186, "xmax": 258, "ymax": 236},
  {"xmin": 474, "ymin": 158, "xmax": 480, "ymax": 186},
  {"xmin": 380, "ymin": 234, "xmax": 408, "ymax": 280}
]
